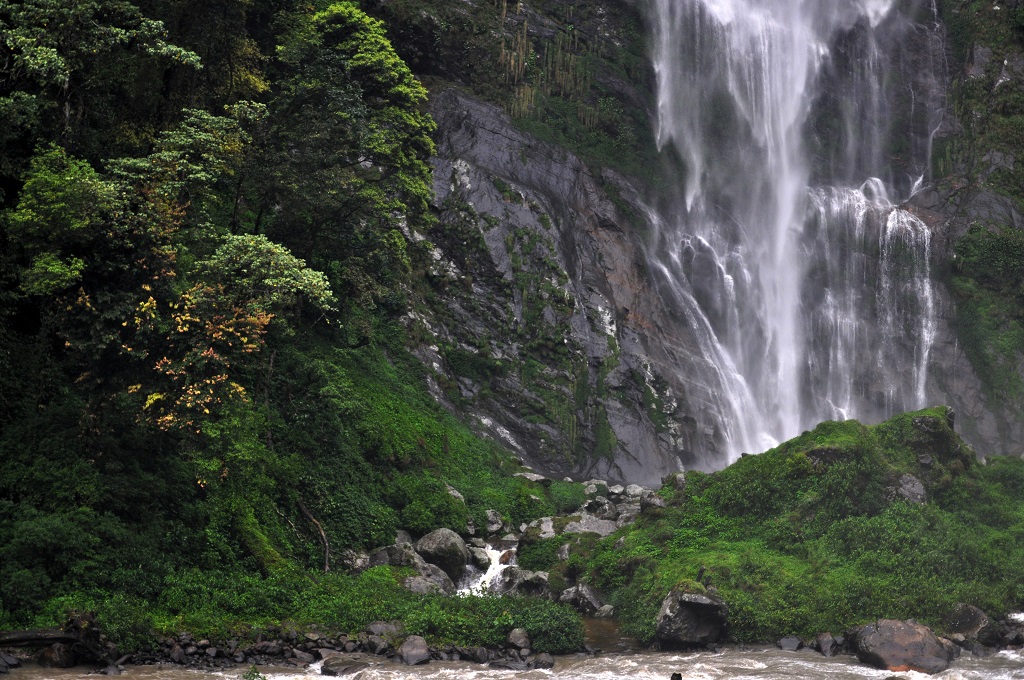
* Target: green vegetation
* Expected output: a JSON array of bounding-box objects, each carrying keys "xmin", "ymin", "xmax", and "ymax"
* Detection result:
[
  {"xmin": 555, "ymin": 408, "xmax": 1024, "ymax": 643},
  {"xmin": 938, "ymin": 0, "xmax": 1024, "ymax": 413},
  {"xmin": 0, "ymin": 0, "xmax": 588, "ymax": 655}
]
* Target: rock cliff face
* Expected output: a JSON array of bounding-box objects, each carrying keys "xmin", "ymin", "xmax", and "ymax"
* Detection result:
[
  {"xmin": 418, "ymin": 87, "xmax": 710, "ymax": 485},
  {"xmin": 382, "ymin": 0, "xmax": 1024, "ymax": 482}
]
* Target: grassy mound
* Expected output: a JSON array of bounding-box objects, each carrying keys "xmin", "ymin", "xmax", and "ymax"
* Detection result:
[{"xmin": 556, "ymin": 407, "xmax": 1024, "ymax": 643}]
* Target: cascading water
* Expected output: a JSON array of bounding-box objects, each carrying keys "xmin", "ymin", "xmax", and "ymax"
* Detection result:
[{"xmin": 646, "ymin": 0, "xmax": 945, "ymax": 466}]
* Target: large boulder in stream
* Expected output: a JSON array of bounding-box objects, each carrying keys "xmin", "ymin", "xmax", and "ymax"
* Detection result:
[
  {"xmin": 655, "ymin": 589, "xmax": 729, "ymax": 647},
  {"xmin": 415, "ymin": 528, "xmax": 470, "ymax": 583},
  {"xmin": 852, "ymin": 619, "xmax": 957, "ymax": 674}
]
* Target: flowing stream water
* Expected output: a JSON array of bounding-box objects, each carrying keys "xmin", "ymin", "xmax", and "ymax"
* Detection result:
[
  {"xmin": 7, "ymin": 648, "xmax": 1024, "ymax": 680},
  {"xmin": 645, "ymin": 0, "xmax": 946, "ymax": 467}
]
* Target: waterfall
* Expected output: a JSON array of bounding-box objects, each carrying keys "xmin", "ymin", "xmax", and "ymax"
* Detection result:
[{"xmin": 646, "ymin": 0, "xmax": 943, "ymax": 466}]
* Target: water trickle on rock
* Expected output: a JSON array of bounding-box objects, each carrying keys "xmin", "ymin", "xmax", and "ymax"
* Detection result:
[{"xmin": 646, "ymin": 0, "xmax": 945, "ymax": 465}]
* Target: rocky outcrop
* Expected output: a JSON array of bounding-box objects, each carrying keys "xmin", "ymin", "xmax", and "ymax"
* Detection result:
[
  {"xmin": 654, "ymin": 589, "xmax": 729, "ymax": 648},
  {"xmin": 852, "ymin": 619, "xmax": 957, "ymax": 674},
  {"xmin": 422, "ymin": 86, "xmax": 724, "ymax": 483}
]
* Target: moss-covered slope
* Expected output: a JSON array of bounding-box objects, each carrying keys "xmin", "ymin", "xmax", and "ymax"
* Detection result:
[{"xmin": 533, "ymin": 407, "xmax": 1024, "ymax": 643}]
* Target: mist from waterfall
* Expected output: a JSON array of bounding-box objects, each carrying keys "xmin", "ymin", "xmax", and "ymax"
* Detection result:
[{"xmin": 645, "ymin": 0, "xmax": 944, "ymax": 468}]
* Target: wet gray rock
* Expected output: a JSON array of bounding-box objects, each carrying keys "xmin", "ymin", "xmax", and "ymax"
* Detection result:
[
  {"xmin": 321, "ymin": 657, "xmax": 370, "ymax": 676},
  {"xmin": 641, "ymin": 493, "xmax": 668, "ymax": 510},
  {"xmin": 946, "ymin": 604, "xmax": 1001, "ymax": 647},
  {"xmin": 292, "ymin": 649, "xmax": 315, "ymax": 664},
  {"xmin": 655, "ymin": 590, "xmax": 729, "ymax": 647},
  {"xmin": 533, "ymin": 652, "xmax": 556, "ymax": 669},
  {"xmin": 852, "ymin": 619, "xmax": 956, "ymax": 674},
  {"xmin": 397, "ymin": 636, "xmax": 430, "ymax": 665},
  {"xmin": 816, "ymin": 632, "xmax": 840, "ymax": 657},
  {"xmin": 485, "ymin": 510, "xmax": 505, "ymax": 534},
  {"xmin": 422, "ymin": 562, "xmax": 458, "ymax": 594},
  {"xmin": 778, "ymin": 636, "xmax": 803, "ymax": 651},
  {"xmin": 595, "ymin": 604, "xmax": 616, "ymax": 619},
  {"xmin": 562, "ymin": 513, "xmax": 618, "ymax": 537},
  {"xmin": 469, "ymin": 546, "xmax": 492, "ymax": 570},
  {"xmin": 625, "ymin": 484, "xmax": 645, "ymax": 497},
  {"xmin": 415, "ymin": 528, "xmax": 470, "ymax": 582},
  {"xmin": 490, "ymin": 567, "xmax": 550, "ymax": 597},
  {"xmin": 559, "ymin": 583, "xmax": 604, "ymax": 616},
  {"xmin": 369, "ymin": 542, "xmax": 426, "ymax": 571},
  {"xmin": 508, "ymin": 628, "xmax": 530, "ymax": 650},
  {"xmin": 891, "ymin": 474, "xmax": 926, "ymax": 504}
]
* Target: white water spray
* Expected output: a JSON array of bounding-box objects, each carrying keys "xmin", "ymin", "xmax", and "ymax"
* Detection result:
[{"xmin": 647, "ymin": 0, "xmax": 942, "ymax": 464}]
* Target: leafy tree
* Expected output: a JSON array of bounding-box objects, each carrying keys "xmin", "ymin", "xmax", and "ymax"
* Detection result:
[
  {"xmin": 260, "ymin": 2, "xmax": 436, "ymax": 334},
  {"xmin": 0, "ymin": 0, "xmax": 200, "ymax": 179}
]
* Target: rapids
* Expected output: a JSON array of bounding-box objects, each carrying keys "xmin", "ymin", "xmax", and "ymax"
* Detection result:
[{"xmin": 7, "ymin": 648, "xmax": 1024, "ymax": 680}]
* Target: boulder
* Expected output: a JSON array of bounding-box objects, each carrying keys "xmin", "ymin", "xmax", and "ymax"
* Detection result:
[
  {"xmin": 402, "ymin": 576, "xmax": 437, "ymax": 595},
  {"xmin": 533, "ymin": 652, "xmax": 555, "ymax": 669},
  {"xmin": 169, "ymin": 644, "xmax": 186, "ymax": 664},
  {"xmin": 946, "ymin": 603, "xmax": 1001, "ymax": 647},
  {"xmin": 292, "ymin": 649, "xmax": 315, "ymax": 664},
  {"xmin": 366, "ymin": 621, "xmax": 402, "ymax": 638},
  {"xmin": 469, "ymin": 547, "xmax": 492, "ymax": 570},
  {"xmin": 625, "ymin": 484, "xmax": 645, "ymax": 497},
  {"xmin": 485, "ymin": 510, "xmax": 504, "ymax": 534},
  {"xmin": 816, "ymin": 632, "xmax": 840, "ymax": 657},
  {"xmin": 508, "ymin": 628, "xmax": 530, "ymax": 650},
  {"xmin": 338, "ymin": 549, "xmax": 370, "ymax": 573},
  {"xmin": 421, "ymin": 562, "xmax": 458, "ymax": 594},
  {"xmin": 562, "ymin": 513, "xmax": 618, "ymax": 537},
  {"xmin": 38, "ymin": 643, "xmax": 76, "ymax": 668},
  {"xmin": 321, "ymin": 657, "xmax": 370, "ymax": 676},
  {"xmin": 416, "ymin": 528, "xmax": 470, "ymax": 583},
  {"xmin": 369, "ymin": 542, "xmax": 426, "ymax": 571},
  {"xmin": 655, "ymin": 589, "xmax": 729, "ymax": 647},
  {"xmin": 641, "ymin": 493, "xmax": 668, "ymax": 511},
  {"xmin": 853, "ymin": 619, "xmax": 956, "ymax": 674},
  {"xmin": 558, "ymin": 583, "xmax": 604, "ymax": 616},
  {"xmin": 490, "ymin": 567, "xmax": 550, "ymax": 597},
  {"xmin": 595, "ymin": 604, "xmax": 615, "ymax": 619},
  {"xmin": 445, "ymin": 484, "xmax": 466, "ymax": 502},
  {"xmin": 397, "ymin": 636, "xmax": 430, "ymax": 665},
  {"xmin": 514, "ymin": 472, "xmax": 550, "ymax": 485},
  {"xmin": 778, "ymin": 636, "xmax": 803, "ymax": 651}
]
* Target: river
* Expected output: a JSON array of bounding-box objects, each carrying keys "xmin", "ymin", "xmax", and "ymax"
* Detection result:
[{"xmin": 7, "ymin": 647, "xmax": 1024, "ymax": 680}]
